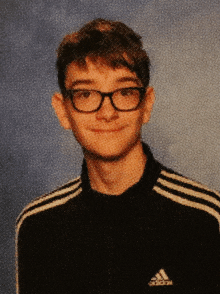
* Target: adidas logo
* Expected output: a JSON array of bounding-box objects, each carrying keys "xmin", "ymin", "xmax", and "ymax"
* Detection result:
[{"xmin": 148, "ymin": 268, "xmax": 173, "ymax": 286}]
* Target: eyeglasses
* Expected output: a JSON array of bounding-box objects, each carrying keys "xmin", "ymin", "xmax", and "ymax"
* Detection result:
[{"xmin": 65, "ymin": 87, "xmax": 146, "ymax": 113}]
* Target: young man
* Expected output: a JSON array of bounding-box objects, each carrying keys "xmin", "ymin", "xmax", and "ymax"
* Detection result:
[{"xmin": 16, "ymin": 19, "xmax": 220, "ymax": 294}]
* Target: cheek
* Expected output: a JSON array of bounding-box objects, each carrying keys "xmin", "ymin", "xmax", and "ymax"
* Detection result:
[
  {"xmin": 127, "ymin": 111, "xmax": 145, "ymax": 129},
  {"xmin": 68, "ymin": 113, "xmax": 93, "ymax": 142},
  {"xmin": 66, "ymin": 107, "xmax": 85, "ymax": 131},
  {"xmin": 69, "ymin": 121, "xmax": 89, "ymax": 146},
  {"xmin": 70, "ymin": 119, "xmax": 85, "ymax": 136}
]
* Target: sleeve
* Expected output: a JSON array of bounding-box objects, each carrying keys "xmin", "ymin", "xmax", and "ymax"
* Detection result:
[{"xmin": 16, "ymin": 216, "xmax": 59, "ymax": 294}]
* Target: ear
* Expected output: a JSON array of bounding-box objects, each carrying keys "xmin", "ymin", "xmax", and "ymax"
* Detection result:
[
  {"xmin": 142, "ymin": 86, "xmax": 155, "ymax": 124},
  {"xmin": 51, "ymin": 93, "xmax": 72, "ymax": 130}
]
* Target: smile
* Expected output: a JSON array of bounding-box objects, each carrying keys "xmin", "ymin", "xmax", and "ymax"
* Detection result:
[{"xmin": 91, "ymin": 128, "xmax": 125, "ymax": 133}]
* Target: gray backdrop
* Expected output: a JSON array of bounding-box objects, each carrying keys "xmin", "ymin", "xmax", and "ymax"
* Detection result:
[{"xmin": 1, "ymin": 0, "xmax": 220, "ymax": 293}]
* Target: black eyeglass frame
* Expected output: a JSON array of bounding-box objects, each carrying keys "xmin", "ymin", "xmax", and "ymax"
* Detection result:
[{"xmin": 65, "ymin": 87, "xmax": 146, "ymax": 113}]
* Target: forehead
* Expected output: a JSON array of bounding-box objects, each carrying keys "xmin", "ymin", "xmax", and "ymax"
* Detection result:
[{"xmin": 65, "ymin": 58, "xmax": 141, "ymax": 89}]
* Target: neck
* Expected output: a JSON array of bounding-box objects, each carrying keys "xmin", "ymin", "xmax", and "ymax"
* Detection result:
[{"xmin": 84, "ymin": 142, "xmax": 147, "ymax": 195}]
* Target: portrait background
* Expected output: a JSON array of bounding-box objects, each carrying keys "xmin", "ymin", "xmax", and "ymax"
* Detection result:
[{"xmin": 1, "ymin": 0, "xmax": 220, "ymax": 293}]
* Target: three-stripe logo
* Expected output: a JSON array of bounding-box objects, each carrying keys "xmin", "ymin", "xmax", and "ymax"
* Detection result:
[{"xmin": 148, "ymin": 268, "xmax": 173, "ymax": 286}]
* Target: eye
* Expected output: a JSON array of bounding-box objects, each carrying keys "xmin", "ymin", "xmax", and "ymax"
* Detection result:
[
  {"xmin": 119, "ymin": 88, "xmax": 136, "ymax": 96},
  {"xmin": 74, "ymin": 90, "xmax": 91, "ymax": 99}
]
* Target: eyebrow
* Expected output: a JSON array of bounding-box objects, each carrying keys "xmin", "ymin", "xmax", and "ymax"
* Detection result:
[
  {"xmin": 116, "ymin": 77, "xmax": 142, "ymax": 86},
  {"xmin": 70, "ymin": 79, "xmax": 94, "ymax": 88},
  {"xmin": 69, "ymin": 76, "xmax": 142, "ymax": 89}
]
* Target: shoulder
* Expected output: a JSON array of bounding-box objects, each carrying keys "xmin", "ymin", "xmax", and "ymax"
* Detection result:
[
  {"xmin": 153, "ymin": 166, "xmax": 220, "ymax": 229},
  {"xmin": 16, "ymin": 176, "xmax": 82, "ymax": 234}
]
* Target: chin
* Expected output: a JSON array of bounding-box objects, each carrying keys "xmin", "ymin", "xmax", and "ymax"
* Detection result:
[
  {"xmin": 88, "ymin": 152, "xmax": 125, "ymax": 162},
  {"xmin": 83, "ymin": 139, "xmax": 139, "ymax": 162}
]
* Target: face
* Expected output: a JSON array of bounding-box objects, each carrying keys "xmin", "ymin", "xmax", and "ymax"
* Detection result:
[{"xmin": 52, "ymin": 58, "xmax": 155, "ymax": 161}]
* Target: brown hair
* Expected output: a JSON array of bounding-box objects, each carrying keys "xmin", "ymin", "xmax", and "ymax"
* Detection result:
[{"xmin": 56, "ymin": 18, "xmax": 150, "ymax": 96}]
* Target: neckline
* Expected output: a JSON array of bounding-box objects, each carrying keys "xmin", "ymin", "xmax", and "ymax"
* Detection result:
[{"xmin": 81, "ymin": 143, "xmax": 162, "ymax": 202}]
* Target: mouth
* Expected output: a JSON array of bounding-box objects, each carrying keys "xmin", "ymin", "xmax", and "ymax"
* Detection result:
[{"xmin": 91, "ymin": 127, "xmax": 125, "ymax": 133}]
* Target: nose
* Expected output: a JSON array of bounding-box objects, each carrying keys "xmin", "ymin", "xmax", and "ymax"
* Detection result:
[{"xmin": 96, "ymin": 96, "xmax": 119, "ymax": 121}]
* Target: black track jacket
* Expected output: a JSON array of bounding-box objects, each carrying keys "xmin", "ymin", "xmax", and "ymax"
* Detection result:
[{"xmin": 16, "ymin": 144, "xmax": 220, "ymax": 294}]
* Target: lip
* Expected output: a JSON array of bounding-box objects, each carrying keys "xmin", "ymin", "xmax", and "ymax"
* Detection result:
[{"xmin": 91, "ymin": 127, "xmax": 125, "ymax": 133}]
